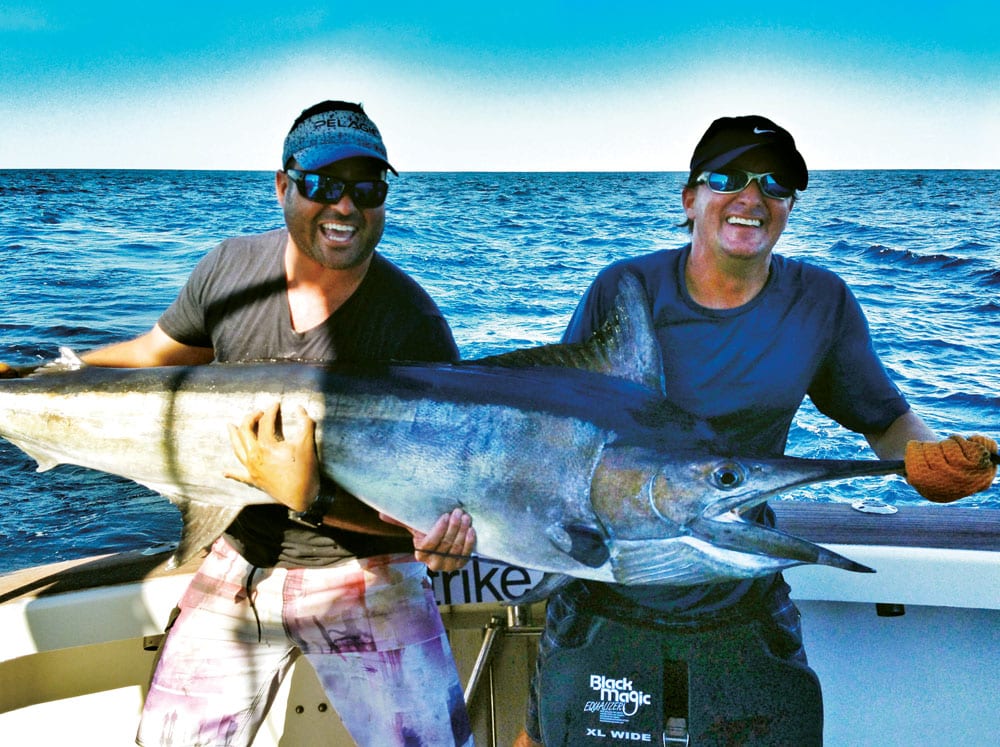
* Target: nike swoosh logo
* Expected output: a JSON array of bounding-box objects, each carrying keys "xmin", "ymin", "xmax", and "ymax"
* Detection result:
[{"xmin": 753, "ymin": 127, "xmax": 775, "ymax": 134}]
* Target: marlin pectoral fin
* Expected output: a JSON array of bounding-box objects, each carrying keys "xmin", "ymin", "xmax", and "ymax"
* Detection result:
[
  {"xmin": 504, "ymin": 573, "xmax": 573, "ymax": 606},
  {"xmin": 545, "ymin": 522, "xmax": 611, "ymax": 568},
  {"xmin": 3, "ymin": 438, "xmax": 62, "ymax": 472},
  {"xmin": 691, "ymin": 516, "xmax": 875, "ymax": 574},
  {"xmin": 170, "ymin": 500, "xmax": 244, "ymax": 569}
]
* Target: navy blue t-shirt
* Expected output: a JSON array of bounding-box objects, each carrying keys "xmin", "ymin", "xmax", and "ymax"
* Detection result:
[{"xmin": 563, "ymin": 244, "xmax": 909, "ymax": 613}]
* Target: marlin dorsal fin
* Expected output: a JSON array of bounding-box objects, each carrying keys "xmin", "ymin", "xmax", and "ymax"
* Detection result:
[{"xmin": 473, "ymin": 273, "xmax": 665, "ymax": 393}]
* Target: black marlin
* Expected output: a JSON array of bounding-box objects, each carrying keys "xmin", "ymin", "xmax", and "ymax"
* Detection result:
[{"xmin": 0, "ymin": 275, "xmax": 911, "ymax": 583}]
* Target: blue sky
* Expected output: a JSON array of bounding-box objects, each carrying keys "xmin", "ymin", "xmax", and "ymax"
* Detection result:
[{"xmin": 1, "ymin": 1, "xmax": 997, "ymax": 170}]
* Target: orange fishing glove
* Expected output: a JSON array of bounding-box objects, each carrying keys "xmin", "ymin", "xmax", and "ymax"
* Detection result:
[
  {"xmin": 905, "ymin": 435, "xmax": 998, "ymax": 503},
  {"xmin": 0, "ymin": 363, "xmax": 20, "ymax": 379}
]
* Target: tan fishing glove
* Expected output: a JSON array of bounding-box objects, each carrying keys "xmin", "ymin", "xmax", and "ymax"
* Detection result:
[{"xmin": 905, "ymin": 435, "xmax": 998, "ymax": 503}]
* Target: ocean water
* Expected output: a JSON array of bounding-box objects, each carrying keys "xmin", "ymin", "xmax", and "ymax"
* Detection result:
[{"xmin": 1, "ymin": 169, "xmax": 998, "ymax": 574}]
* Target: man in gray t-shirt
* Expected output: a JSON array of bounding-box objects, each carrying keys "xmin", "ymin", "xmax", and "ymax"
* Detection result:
[{"xmin": 77, "ymin": 100, "xmax": 476, "ymax": 747}]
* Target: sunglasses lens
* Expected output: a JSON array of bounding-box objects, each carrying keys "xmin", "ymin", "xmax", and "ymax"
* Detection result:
[
  {"xmin": 291, "ymin": 172, "xmax": 343, "ymax": 203},
  {"xmin": 350, "ymin": 181, "xmax": 389, "ymax": 208},
  {"xmin": 760, "ymin": 174, "xmax": 795, "ymax": 199},
  {"xmin": 316, "ymin": 178, "xmax": 347, "ymax": 203},
  {"xmin": 704, "ymin": 172, "xmax": 750, "ymax": 193}
]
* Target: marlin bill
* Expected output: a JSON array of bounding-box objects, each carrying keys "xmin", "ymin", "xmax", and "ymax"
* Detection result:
[{"xmin": 0, "ymin": 276, "xmax": 909, "ymax": 584}]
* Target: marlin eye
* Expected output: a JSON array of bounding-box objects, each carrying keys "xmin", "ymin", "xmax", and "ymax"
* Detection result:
[{"xmin": 711, "ymin": 463, "xmax": 746, "ymax": 490}]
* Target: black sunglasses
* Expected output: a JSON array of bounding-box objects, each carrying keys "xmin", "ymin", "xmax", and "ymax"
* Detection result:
[
  {"xmin": 285, "ymin": 169, "xmax": 389, "ymax": 208},
  {"xmin": 696, "ymin": 170, "xmax": 796, "ymax": 200}
]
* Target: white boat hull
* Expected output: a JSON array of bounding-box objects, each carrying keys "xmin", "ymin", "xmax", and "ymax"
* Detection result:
[{"xmin": 2, "ymin": 503, "xmax": 998, "ymax": 746}]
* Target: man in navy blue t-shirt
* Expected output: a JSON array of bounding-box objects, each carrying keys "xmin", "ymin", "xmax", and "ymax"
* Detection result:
[{"xmin": 516, "ymin": 115, "xmax": 997, "ymax": 747}]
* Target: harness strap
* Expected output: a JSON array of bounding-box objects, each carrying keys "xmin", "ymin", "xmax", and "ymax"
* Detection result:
[{"xmin": 539, "ymin": 611, "xmax": 822, "ymax": 746}]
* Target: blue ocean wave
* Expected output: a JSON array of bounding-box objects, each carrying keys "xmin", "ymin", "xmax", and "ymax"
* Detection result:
[
  {"xmin": 863, "ymin": 244, "xmax": 978, "ymax": 270},
  {"xmin": 950, "ymin": 240, "xmax": 992, "ymax": 253},
  {"xmin": 980, "ymin": 270, "xmax": 1000, "ymax": 287}
]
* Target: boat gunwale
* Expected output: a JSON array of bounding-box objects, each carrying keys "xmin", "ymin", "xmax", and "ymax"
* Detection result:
[{"xmin": 1, "ymin": 501, "xmax": 996, "ymax": 604}]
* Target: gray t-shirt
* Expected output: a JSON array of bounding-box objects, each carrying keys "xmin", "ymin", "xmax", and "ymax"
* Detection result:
[{"xmin": 159, "ymin": 228, "xmax": 459, "ymax": 567}]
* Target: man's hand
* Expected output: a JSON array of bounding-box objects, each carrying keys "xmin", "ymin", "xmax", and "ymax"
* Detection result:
[
  {"xmin": 905, "ymin": 434, "xmax": 998, "ymax": 503},
  {"xmin": 380, "ymin": 508, "xmax": 477, "ymax": 572},
  {"xmin": 225, "ymin": 402, "xmax": 320, "ymax": 512}
]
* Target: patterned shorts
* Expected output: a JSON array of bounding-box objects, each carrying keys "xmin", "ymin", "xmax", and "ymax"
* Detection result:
[{"xmin": 137, "ymin": 537, "xmax": 473, "ymax": 747}]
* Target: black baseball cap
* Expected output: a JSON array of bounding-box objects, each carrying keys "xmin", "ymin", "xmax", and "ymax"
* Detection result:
[{"xmin": 689, "ymin": 115, "xmax": 808, "ymax": 190}]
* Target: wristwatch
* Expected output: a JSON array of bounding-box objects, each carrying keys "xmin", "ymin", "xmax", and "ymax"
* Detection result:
[{"xmin": 288, "ymin": 487, "xmax": 336, "ymax": 528}]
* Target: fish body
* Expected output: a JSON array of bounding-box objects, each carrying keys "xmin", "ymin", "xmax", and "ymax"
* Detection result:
[{"xmin": 0, "ymin": 276, "xmax": 904, "ymax": 582}]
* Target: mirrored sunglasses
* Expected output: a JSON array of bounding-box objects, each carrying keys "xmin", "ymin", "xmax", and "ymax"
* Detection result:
[
  {"xmin": 285, "ymin": 169, "xmax": 389, "ymax": 208},
  {"xmin": 696, "ymin": 170, "xmax": 795, "ymax": 200}
]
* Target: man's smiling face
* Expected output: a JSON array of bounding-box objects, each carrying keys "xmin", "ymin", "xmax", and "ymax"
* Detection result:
[
  {"xmin": 278, "ymin": 156, "xmax": 386, "ymax": 271},
  {"xmin": 683, "ymin": 151, "xmax": 794, "ymax": 263}
]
